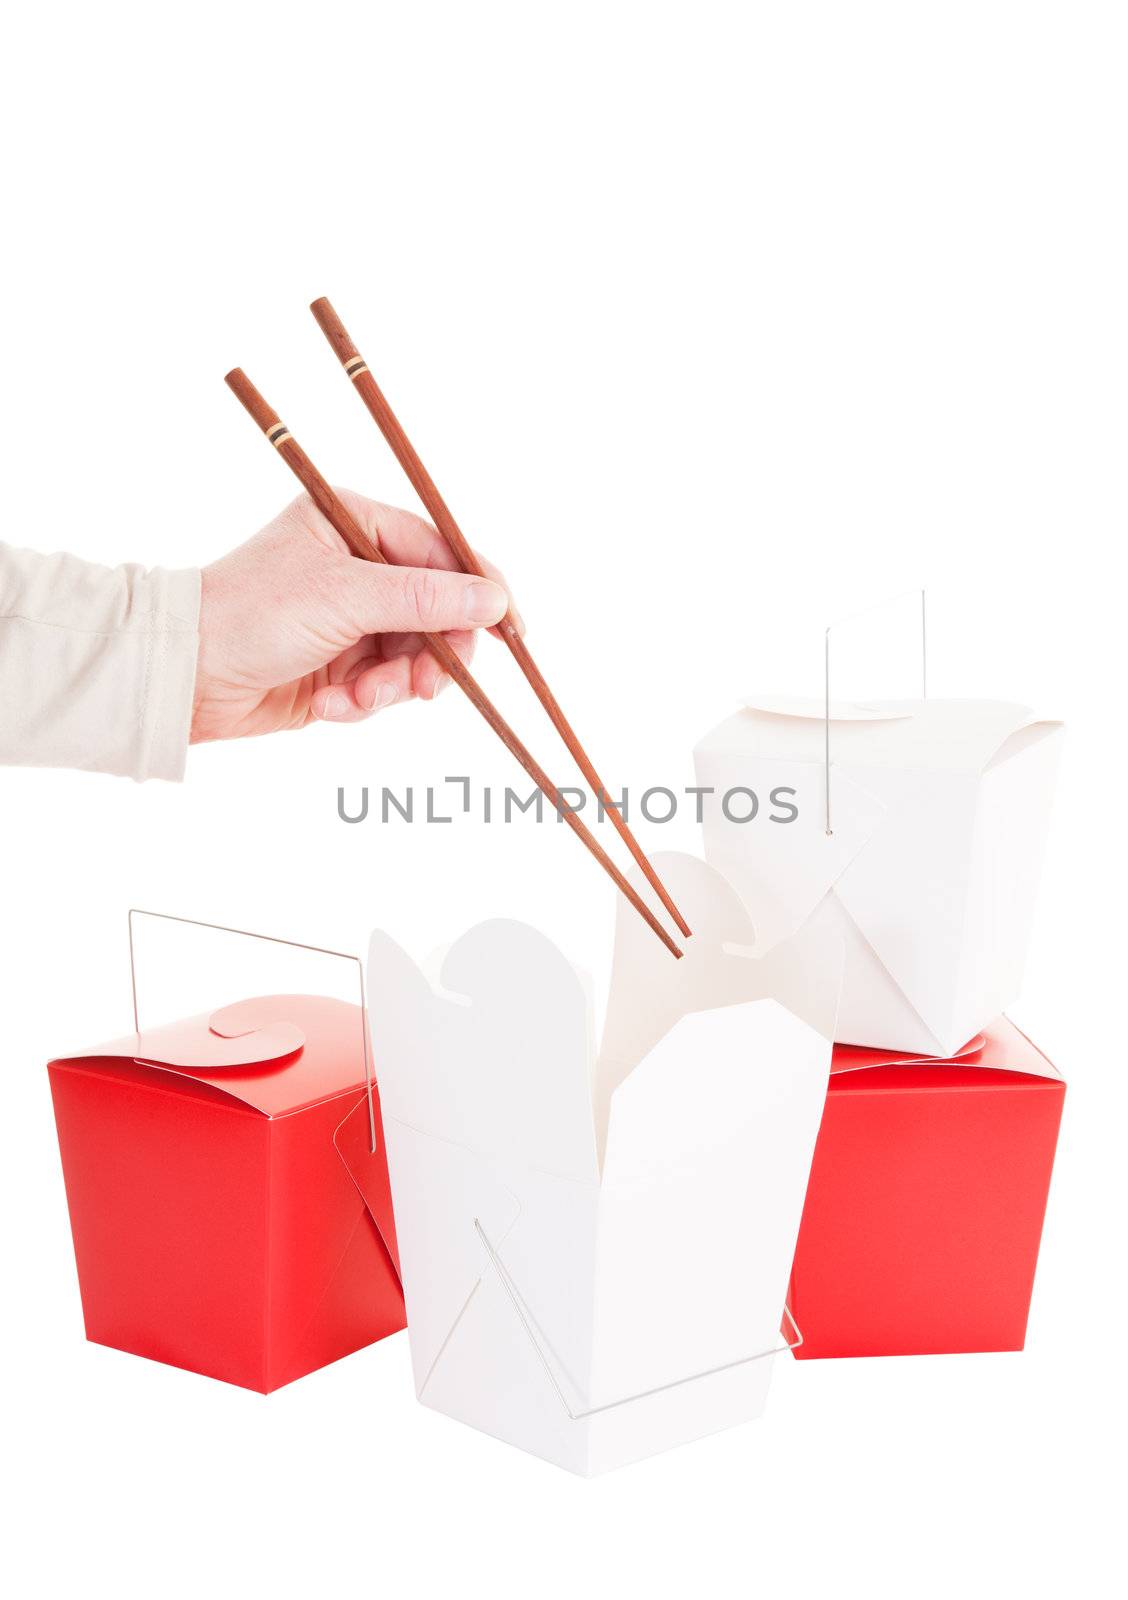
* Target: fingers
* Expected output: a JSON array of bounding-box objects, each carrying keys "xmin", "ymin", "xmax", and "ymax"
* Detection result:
[
  {"xmin": 411, "ymin": 630, "xmax": 475, "ymax": 700},
  {"xmin": 312, "ymin": 649, "xmax": 414, "ymax": 720},
  {"xmin": 342, "ymin": 559, "xmax": 507, "ymax": 637},
  {"xmin": 325, "ymin": 493, "xmax": 524, "ymax": 628},
  {"xmin": 310, "ymin": 676, "xmax": 378, "ymax": 723},
  {"xmin": 312, "ymin": 655, "xmax": 457, "ymax": 719},
  {"xmin": 311, "ymin": 628, "xmax": 475, "ymax": 720},
  {"xmin": 310, "ymin": 637, "xmax": 411, "ymax": 721},
  {"xmin": 345, "ymin": 653, "xmax": 418, "ymax": 716},
  {"xmin": 359, "ymin": 630, "xmax": 476, "ymax": 704}
]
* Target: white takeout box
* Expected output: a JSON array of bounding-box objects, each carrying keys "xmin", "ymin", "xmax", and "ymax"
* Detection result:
[
  {"xmin": 367, "ymin": 853, "xmax": 842, "ymax": 1475},
  {"xmin": 694, "ymin": 696, "xmax": 1063, "ymax": 1057}
]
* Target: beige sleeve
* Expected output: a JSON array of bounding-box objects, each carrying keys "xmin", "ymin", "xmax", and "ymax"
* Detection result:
[{"xmin": 0, "ymin": 543, "xmax": 201, "ymax": 782}]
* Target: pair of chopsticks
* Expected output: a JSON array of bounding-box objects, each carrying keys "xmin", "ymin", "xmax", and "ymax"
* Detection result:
[{"xmin": 225, "ymin": 299, "xmax": 690, "ymax": 958}]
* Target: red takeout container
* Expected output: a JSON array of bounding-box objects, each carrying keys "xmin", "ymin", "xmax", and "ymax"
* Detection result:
[
  {"xmin": 788, "ymin": 1018, "xmax": 1065, "ymax": 1358},
  {"xmin": 48, "ymin": 993, "xmax": 404, "ymax": 1392}
]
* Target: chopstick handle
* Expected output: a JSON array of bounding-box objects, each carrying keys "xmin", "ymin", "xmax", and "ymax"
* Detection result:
[{"xmin": 224, "ymin": 368, "xmax": 682, "ymax": 959}]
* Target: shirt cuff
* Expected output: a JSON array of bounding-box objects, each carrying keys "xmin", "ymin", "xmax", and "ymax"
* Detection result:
[{"xmin": 138, "ymin": 565, "xmax": 202, "ymax": 782}]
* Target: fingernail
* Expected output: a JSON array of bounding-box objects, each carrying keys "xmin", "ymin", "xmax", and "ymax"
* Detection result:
[
  {"xmin": 434, "ymin": 674, "xmax": 452, "ymax": 697},
  {"xmin": 323, "ymin": 692, "xmax": 348, "ymax": 720},
  {"xmin": 371, "ymin": 683, "xmax": 398, "ymax": 711},
  {"xmin": 464, "ymin": 580, "xmax": 505, "ymax": 626}
]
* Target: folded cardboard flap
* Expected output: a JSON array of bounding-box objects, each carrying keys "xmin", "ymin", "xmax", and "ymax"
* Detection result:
[
  {"xmin": 829, "ymin": 1033, "xmax": 987, "ymax": 1074},
  {"xmin": 984, "ymin": 719, "xmax": 1064, "ymax": 771},
  {"xmin": 721, "ymin": 697, "xmax": 1044, "ymax": 774},
  {"xmin": 60, "ymin": 1011, "xmax": 305, "ymax": 1074},
  {"xmin": 370, "ymin": 1117, "xmax": 522, "ymax": 1391},
  {"xmin": 368, "ymin": 921, "xmax": 598, "ymax": 1182},
  {"xmin": 587, "ymin": 1001, "xmax": 831, "ymax": 1404},
  {"xmin": 739, "ymin": 694, "xmax": 915, "ymax": 722},
  {"xmin": 593, "ymin": 852, "xmax": 843, "ymax": 1155},
  {"xmin": 49, "ymin": 994, "xmax": 370, "ymax": 1118},
  {"xmin": 332, "ymin": 1093, "xmax": 404, "ymax": 1283},
  {"xmin": 828, "ymin": 1018, "xmax": 1060, "ymax": 1082},
  {"xmin": 602, "ymin": 1001, "xmax": 831, "ymax": 1179}
]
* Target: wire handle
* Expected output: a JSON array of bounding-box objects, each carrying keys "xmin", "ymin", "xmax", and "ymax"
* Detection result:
[
  {"xmin": 473, "ymin": 1218, "xmax": 801, "ymax": 1422},
  {"xmin": 126, "ymin": 909, "xmax": 377, "ymax": 1153},
  {"xmin": 824, "ymin": 588, "xmax": 927, "ymax": 835}
]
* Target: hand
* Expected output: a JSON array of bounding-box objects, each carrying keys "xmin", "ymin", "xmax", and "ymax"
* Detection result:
[{"xmin": 191, "ymin": 491, "xmax": 515, "ymax": 742}]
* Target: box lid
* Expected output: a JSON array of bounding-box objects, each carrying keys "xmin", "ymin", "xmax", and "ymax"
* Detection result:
[{"xmin": 48, "ymin": 995, "xmax": 370, "ymax": 1117}]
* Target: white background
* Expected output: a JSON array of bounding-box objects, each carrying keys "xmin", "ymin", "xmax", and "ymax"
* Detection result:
[{"xmin": 2, "ymin": 3, "xmax": 1125, "ymax": 1595}]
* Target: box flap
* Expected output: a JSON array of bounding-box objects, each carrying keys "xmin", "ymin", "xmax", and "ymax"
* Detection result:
[
  {"xmin": 595, "ymin": 853, "xmax": 844, "ymax": 1143},
  {"xmin": 590, "ymin": 1001, "xmax": 831, "ymax": 1400},
  {"xmin": 830, "ymin": 1033, "xmax": 987, "ymax": 1074},
  {"xmin": 48, "ymin": 995, "xmax": 371, "ymax": 1116},
  {"xmin": 332, "ymin": 1093, "xmax": 403, "ymax": 1283},
  {"xmin": 367, "ymin": 922, "xmax": 599, "ymax": 1185},
  {"xmin": 829, "ymin": 1017, "xmax": 1059, "ymax": 1081},
  {"xmin": 721, "ymin": 698, "xmax": 1040, "ymax": 774},
  {"xmin": 741, "ymin": 694, "xmax": 915, "ymax": 722},
  {"xmin": 692, "ymin": 738, "xmax": 889, "ymax": 950}
]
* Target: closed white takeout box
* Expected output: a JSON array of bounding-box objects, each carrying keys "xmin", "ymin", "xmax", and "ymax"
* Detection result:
[
  {"xmin": 694, "ymin": 696, "xmax": 1063, "ymax": 1057},
  {"xmin": 367, "ymin": 852, "xmax": 842, "ymax": 1475}
]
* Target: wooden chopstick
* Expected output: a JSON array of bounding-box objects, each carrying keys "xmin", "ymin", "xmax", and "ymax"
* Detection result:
[
  {"xmin": 308, "ymin": 297, "xmax": 692, "ymax": 942},
  {"xmin": 225, "ymin": 367, "xmax": 683, "ymax": 960}
]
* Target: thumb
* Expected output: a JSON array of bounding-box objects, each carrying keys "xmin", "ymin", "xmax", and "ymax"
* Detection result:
[{"xmin": 344, "ymin": 561, "xmax": 509, "ymax": 636}]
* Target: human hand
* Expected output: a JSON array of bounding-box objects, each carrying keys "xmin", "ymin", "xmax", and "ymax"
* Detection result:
[{"xmin": 191, "ymin": 491, "xmax": 514, "ymax": 742}]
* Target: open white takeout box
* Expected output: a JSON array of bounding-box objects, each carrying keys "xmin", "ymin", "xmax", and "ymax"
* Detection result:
[
  {"xmin": 367, "ymin": 853, "xmax": 842, "ymax": 1475},
  {"xmin": 694, "ymin": 697, "xmax": 1063, "ymax": 1058}
]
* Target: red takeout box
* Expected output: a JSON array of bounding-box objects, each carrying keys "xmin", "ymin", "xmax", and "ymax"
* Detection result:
[
  {"xmin": 48, "ymin": 994, "xmax": 405, "ymax": 1391},
  {"xmin": 788, "ymin": 1018, "xmax": 1065, "ymax": 1358}
]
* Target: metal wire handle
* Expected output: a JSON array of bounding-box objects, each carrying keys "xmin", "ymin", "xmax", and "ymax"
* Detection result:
[
  {"xmin": 473, "ymin": 1218, "xmax": 802, "ymax": 1422},
  {"xmin": 824, "ymin": 588, "xmax": 927, "ymax": 835},
  {"xmin": 127, "ymin": 909, "xmax": 377, "ymax": 1153}
]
